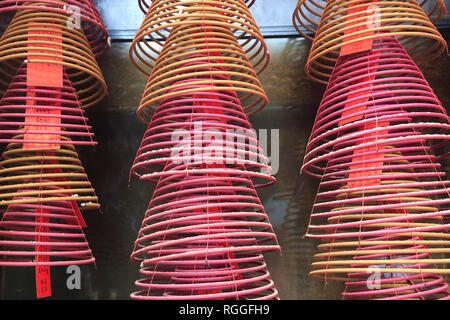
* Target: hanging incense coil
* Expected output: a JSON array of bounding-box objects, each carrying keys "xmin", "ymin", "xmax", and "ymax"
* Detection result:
[
  {"xmin": 132, "ymin": 63, "xmax": 272, "ymax": 187},
  {"xmin": 138, "ymin": 0, "xmax": 257, "ymax": 14},
  {"xmin": 301, "ymin": 0, "xmax": 447, "ymax": 84},
  {"xmin": 0, "ymin": 8, "xmax": 107, "ymax": 108},
  {"xmin": 0, "ymin": 63, "xmax": 96, "ymax": 146},
  {"xmin": 307, "ymin": 139, "xmax": 450, "ymax": 299},
  {"xmin": 137, "ymin": 30, "xmax": 268, "ymax": 121},
  {"xmin": 301, "ymin": 35, "xmax": 450, "ymax": 299},
  {"xmin": 302, "ymin": 35, "xmax": 450, "ymax": 178},
  {"xmin": 0, "ymin": 0, "xmax": 110, "ymax": 57},
  {"xmin": 0, "ymin": 196, "xmax": 94, "ymax": 267},
  {"xmin": 292, "ymin": 0, "xmax": 447, "ymax": 40},
  {"xmin": 130, "ymin": 166, "xmax": 280, "ymax": 300},
  {"xmin": 0, "ymin": 139, "xmax": 99, "ymax": 210},
  {"xmin": 130, "ymin": 0, "xmax": 270, "ymax": 76}
]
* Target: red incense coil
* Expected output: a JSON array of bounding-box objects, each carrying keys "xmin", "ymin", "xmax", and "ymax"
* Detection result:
[
  {"xmin": 130, "ymin": 0, "xmax": 270, "ymax": 77},
  {"xmin": 302, "ymin": 35, "xmax": 450, "ymax": 178},
  {"xmin": 0, "ymin": 63, "xmax": 96, "ymax": 147},
  {"xmin": 0, "ymin": 0, "xmax": 110, "ymax": 57},
  {"xmin": 0, "ymin": 8, "xmax": 107, "ymax": 108},
  {"xmin": 298, "ymin": 0, "xmax": 447, "ymax": 84},
  {"xmin": 137, "ymin": 0, "xmax": 257, "ymax": 14},
  {"xmin": 0, "ymin": 140, "xmax": 100, "ymax": 210},
  {"xmin": 301, "ymin": 35, "xmax": 450, "ymax": 299},
  {"xmin": 130, "ymin": 165, "xmax": 280, "ymax": 300},
  {"xmin": 293, "ymin": 0, "xmax": 447, "ymax": 40},
  {"xmin": 0, "ymin": 196, "xmax": 95, "ymax": 267}
]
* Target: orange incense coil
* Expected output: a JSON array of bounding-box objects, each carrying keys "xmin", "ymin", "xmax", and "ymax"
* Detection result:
[
  {"xmin": 0, "ymin": 63, "xmax": 96, "ymax": 146},
  {"xmin": 131, "ymin": 164, "xmax": 280, "ymax": 300},
  {"xmin": 301, "ymin": 35, "xmax": 450, "ymax": 299},
  {"xmin": 0, "ymin": 8, "xmax": 107, "ymax": 108},
  {"xmin": 138, "ymin": 0, "xmax": 258, "ymax": 14},
  {"xmin": 0, "ymin": 0, "xmax": 110, "ymax": 57},
  {"xmin": 307, "ymin": 143, "xmax": 450, "ymax": 299},
  {"xmin": 293, "ymin": 0, "xmax": 447, "ymax": 40},
  {"xmin": 136, "ymin": 23, "xmax": 268, "ymax": 122},
  {"xmin": 301, "ymin": 0, "xmax": 447, "ymax": 84},
  {"xmin": 131, "ymin": 87, "xmax": 274, "ymax": 187},
  {"xmin": 130, "ymin": 0, "xmax": 270, "ymax": 77},
  {"xmin": 0, "ymin": 196, "xmax": 95, "ymax": 267},
  {"xmin": 0, "ymin": 139, "xmax": 99, "ymax": 210}
]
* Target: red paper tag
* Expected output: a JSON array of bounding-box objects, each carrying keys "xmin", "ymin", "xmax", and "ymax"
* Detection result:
[
  {"xmin": 27, "ymin": 25, "xmax": 63, "ymax": 88},
  {"xmin": 347, "ymin": 121, "xmax": 388, "ymax": 188},
  {"xmin": 24, "ymin": 25, "xmax": 63, "ymax": 151},
  {"xmin": 340, "ymin": 1, "xmax": 378, "ymax": 56},
  {"xmin": 35, "ymin": 210, "xmax": 52, "ymax": 299}
]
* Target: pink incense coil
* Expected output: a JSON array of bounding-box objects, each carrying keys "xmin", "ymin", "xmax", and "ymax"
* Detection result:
[
  {"xmin": 301, "ymin": 35, "xmax": 450, "ymax": 299},
  {"xmin": 130, "ymin": 0, "xmax": 270, "ymax": 78},
  {"xmin": 0, "ymin": 0, "xmax": 110, "ymax": 57},
  {"xmin": 306, "ymin": 131, "xmax": 450, "ymax": 298},
  {"xmin": 0, "ymin": 8, "xmax": 107, "ymax": 108},
  {"xmin": 302, "ymin": 35, "xmax": 450, "ymax": 178},
  {"xmin": 0, "ymin": 63, "xmax": 96, "ymax": 147},
  {"xmin": 0, "ymin": 193, "xmax": 94, "ymax": 267},
  {"xmin": 131, "ymin": 77, "xmax": 274, "ymax": 187},
  {"xmin": 130, "ymin": 165, "xmax": 280, "ymax": 300}
]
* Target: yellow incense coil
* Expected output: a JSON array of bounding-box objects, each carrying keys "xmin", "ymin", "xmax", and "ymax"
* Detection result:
[
  {"xmin": 136, "ymin": 21, "xmax": 268, "ymax": 122},
  {"xmin": 0, "ymin": 8, "xmax": 107, "ymax": 108},
  {"xmin": 296, "ymin": 0, "xmax": 447, "ymax": 84},
  {"xmin": 130, "ymin": 0, "xmax": 270, "ymax": 76},
  {"xmin": 0, "ymin": 137, "xmax": 99, "ymax": 210}
]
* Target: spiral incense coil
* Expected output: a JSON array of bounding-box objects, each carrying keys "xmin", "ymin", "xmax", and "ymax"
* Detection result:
[
  {"xmin": 138, "ymin": 0, "xmax": 257, "ymax": 14},
  {"xmin": 307, "ymin": 141, "xmax": 450, "ymax": 299},
  {"xmin": 0, "ymin": 8, "xmax": 107, "ymax": 108},
  {"xmin": 0, "ymin": 139, "xmax": 99, "ymax": 209},
  {"xmin": 0, "ymin": 197, "xmax": 94, "ymax": 267},
  {"xmin": 130, "ymin": 0, "xmax": 270, "ymax": 76},
  {"xmin": 0, "ymin": 0, "xmax": 110, "ymax": 57},
  {"xmin": 302, "ymin": 0, "xmax": 447, "ymax": 84},
  {"xmin": 137, "ymin": 33, "xmax": 268, "ymax": 121},
  {"xmin": 302, "ymin": 35, "xmax": 450, "ymax": 178},
  {"xmin": 343, "ymin": 249, "xmax": 450, "ymax": 300},
  {"xmin": 130, "ymin": 167, "xmax": 280, "ymax": 300},
  {"xmin": 292, "ymin": 0, "xmax": 447, "ymax": 40},
  {"xmin": 0, "ymin": 63, "xmax": 96, "ymax": 146},
  {"xmin": 131, "ymin": 82, "xmax": 273, "ymax": 187}
]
